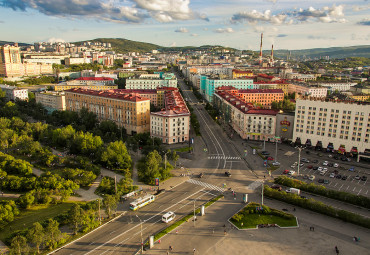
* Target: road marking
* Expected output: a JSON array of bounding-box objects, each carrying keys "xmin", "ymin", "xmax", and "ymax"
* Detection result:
[
  {"xmin": 346, "ymin": 186, "xmax": 349, "ymax": 190},
  {"xmin": 357, "ymin": 189, "xmax": 362, "ymax": 195},
  {"xmin": 187, "ymin": 179, "xmax": 226, "ymax": 192},
  {"xmin": 208, "ymin": 156, "xmax": 241, "ymax": 160},
  {"xmin": 333, "ymin": 183, "xmax": 338, "ymax": 187},
  {"xmin": 366, "ymin": 190, "xmax": 368, "ymax": 195},
  {"xmin": 110, "ymin": 231, "xmax": 116, "ymax": 234},
  {"xmin": 353, "ymin": 187, "xmax": 356, "ymax": 192},
  {"xmin": 84, "ymin": 189, "xmax": 205, "ymax": 255},
  {"xmin": 246, "ymin": 181, "xmax": 263, "ymax": 191},
  {"xmin": 338, "ymin": 184, "xmax": 344, "ymax": 190}
]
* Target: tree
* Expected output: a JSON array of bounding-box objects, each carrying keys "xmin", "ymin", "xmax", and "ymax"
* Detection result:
[
  {"xmin": 99, "ymin": 140, "xmax": 132, "ymax": 170},
  {"xmin": 171, "ymin": 151, "xmax": 179, "ymax": 167},
  {"xmin": 68, "ymin": 204, "xmax": 83, "ymax": 235},
  {"xmin": 103, "ymin": 195, "xmax": 118, "ymax": 219},
  {"xmin": 27, "ymin": 222, "xmax": 44, "ymax": 254},
  {"xmin": 17, "ymin": 192, "xmax": 35, "ymax": 209},
  {"xmin": 10, "ymin": 235, "xmax": 29, "ymax": 255},
  {"xmin": 45, "ymin": 219, "xmax": 61, "ymax": 249},
  {"xmin": 1, "ymin": 101, "xmax": 19, "ymax": 118}
]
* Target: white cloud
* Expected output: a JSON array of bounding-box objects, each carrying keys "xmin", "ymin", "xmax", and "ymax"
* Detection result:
[
  {"xmin": 231, "ymin": 9, "xmax": 287, "ymax": 25},
  {"xmin": 214, "ymin": 27, "xmax": 234, "ymax": 33},
  {"xmin": 175, "ymin": 27, "xmax": 189, "ymax": 33},
  {"xmin": 47, "ymin": 37, "xmax": 65, "ymax": 43},
  {"xmin": 170, "ymin": 42, "xmax": 177, "ymax": 47}
]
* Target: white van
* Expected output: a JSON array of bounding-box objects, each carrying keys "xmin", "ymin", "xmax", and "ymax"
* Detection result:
[{"xmin": 162, "ymin": 211, "xmax": 175, "ymax": 223}]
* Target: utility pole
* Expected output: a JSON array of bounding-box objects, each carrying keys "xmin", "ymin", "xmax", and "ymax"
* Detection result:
[
  {"xmin": 114, "ymin": 175, "xmax": 117, "ymax": 194},
  {"xmin": 164, "ymin": 152, "xmax": 167, "ymax": 170},
  {"xmin": 263, "ymin": 140, "xmax": 266, "ymax": 151},
  {"xmin": 98, "ymin": 199, "xmax": 101, "ymax": 225},
  {"xmin": 193, "ymin": 199, "xmax": 196, "ymax": 227},
  {"xmin": 297, "ymin": 147, "xmax": 302, "ymax": 176},
  {"xmin": 261, "ymin": 181, "xmax": 264, "ymax": 205},
  {"xmin": 275, "ymin": 141, "xmax": 278, "ymax": 162}
]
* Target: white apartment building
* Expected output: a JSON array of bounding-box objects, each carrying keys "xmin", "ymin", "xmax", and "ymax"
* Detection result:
[
  {"xmin": 35, "ymin": 91, "xmax": 66, "ymax": 112},
  {"xmin": 286, "ymin": 73, "xmax": 317, "ymax": 81},
  {"xmin": 316, "ymin": 82, "xmax": 357, "ymax": 92},
  {"xmin": 183, "ymin": 66, "xmax": 233, "ymax": 80},
  {"xmin": 0, "ymin": 84, "xmax": 28, "ymax": 101},
  {"xmin": 126, "ymin": 73, "xmax": 177, "ymax": 89},
  {"xmin": 293, "ymin": 99, "xmax": 370, "ymax": 153}
]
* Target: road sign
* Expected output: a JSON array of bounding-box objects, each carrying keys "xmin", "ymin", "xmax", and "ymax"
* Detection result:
[
  {"xmin": 263, "ymin": 160, "xmax": 267, "ymax": 167},
  {"xmin": 155, "ymin": 178, "xmax": 160, "ymax": 186},
  {"xmin": 191, "ymin": 138, "xmax": 194, "ymax": 144}
]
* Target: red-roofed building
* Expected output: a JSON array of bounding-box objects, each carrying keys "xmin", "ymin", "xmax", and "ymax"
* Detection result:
[{"xmin": 214, "ymin": 90, "xmax": 279, "ymax": 141}]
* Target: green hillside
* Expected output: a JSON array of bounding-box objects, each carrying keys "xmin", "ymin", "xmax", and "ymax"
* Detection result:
[{"xmin": 268, "ymin": 45, "xmax": 370, "ymax": 59}]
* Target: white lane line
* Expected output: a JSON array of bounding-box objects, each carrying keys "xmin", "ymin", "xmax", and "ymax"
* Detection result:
[
  {"xmin": 346, "ymin": 186, "xmax": 349, "ymax": 190},
  {"xmin": 353, "ymin": 187, "xmax": 356, "ymax": 192},
  {"xmin": 366, "ymin": 190, "xmax": 368, "ymax": 195},
  {"xmin": 84, "ymin": 189, "xmax": 205, "ymax": 255},
  {"xmin": 333, "ymin": 183, "xmax": 338, "ymax": 187},
  {"xmin": 357, "ymin": 189, "xmax": 362, "ymax": 195},
  {"xmin": 338, "ymin": 184, "xmax": 344, "ymax": 190}
]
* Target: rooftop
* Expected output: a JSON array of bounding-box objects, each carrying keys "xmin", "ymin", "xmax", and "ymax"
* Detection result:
[
  {"xmin": 65, "ymin": 88, "xmax": 150, "ymax": 102},
  {"xmin": 75, "ymin": 77, "xmax": 114, "ymax": 81}
]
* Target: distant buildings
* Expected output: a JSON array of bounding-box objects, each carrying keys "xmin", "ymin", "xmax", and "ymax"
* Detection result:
[
  {"xmin": 35, "ymin": 91, "xmax": 66, "ymax": 112},
  {"xmin": 0, "ymin": 84, "xmax": 28, "ymax": 101},
  {"xmin": 0, "ymin": 45, "xmax": 53, "ymax": 77},
  {"xmin": 51, "ymin": 77, "xmax": 117, "ymax": 91}
]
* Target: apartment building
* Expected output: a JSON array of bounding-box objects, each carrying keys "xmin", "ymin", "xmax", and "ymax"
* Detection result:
[
  {"xmin": 236, "ymin": 89, "xmax": 284, "ymax": 108},
  {"xmin": 214, "ymin": 90, "xmax": 278, "ymax": 141},
  {"xmin": 288, "ymin": 84, "xmax": 327, "ymax": 98},
  {"xmin": 52, "ymin": 77, "xmax": 117, "ymax": 91},
  {"xmin": 200, "ymin": 76, "xmax": 256, "ymax": 102},
  {"xmin": 293, "ymin": 98, "xmax": 370, "ymax": 153},
  {"xmin": 182, "ymin": 66, "xmax": 233, "ymax": 80},
  {"xmin": 232, "ymin": 69, "xmax": 253, "ymax": 79},
  {"xmin": 0, "ymin": 84, "xmax": 28, "ymax": 101},
  {"xmin": 315, "ymin": 82, "xmax": 357, "ymax": 92},
  {"xmin": 126, "ymin": 73, "xmax": 177, "ymax": 89},
  {"xmin": 254, "ymin": 81, "xmax": 291, "ymax": 95},
  {"xmin": 150, "ymin": 88, "xmax": 190, "ymax": 144},
  {"xmin": 65, "ymin": 89, "xmax": 150, "ymax": 135},
  {"xmin": 35, "ymin": 91, "xmax": 66, "ymax": 112}
]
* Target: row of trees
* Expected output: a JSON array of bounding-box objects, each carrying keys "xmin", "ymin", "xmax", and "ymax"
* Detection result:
[
  {"xmin": 264, "ymin": 185, "xmax": 370, "ymax": 229},
  {"xmin": 274, "ymin": 176, "xmax": 370, "ymax": 209}
]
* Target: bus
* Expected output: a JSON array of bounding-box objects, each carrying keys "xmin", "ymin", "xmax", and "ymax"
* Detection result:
[{"xmin": 129, "ymin": 195, "xmax": 155, "ymax": 211}]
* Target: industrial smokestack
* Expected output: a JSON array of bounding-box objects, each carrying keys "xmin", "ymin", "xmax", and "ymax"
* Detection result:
[
  {"xmin": 259, "ymin": 33, "xmax": 263, "ymax": 66},
  {"xmin": 270, "ymin": 44, "xmax": 274, "ymax": 67}
]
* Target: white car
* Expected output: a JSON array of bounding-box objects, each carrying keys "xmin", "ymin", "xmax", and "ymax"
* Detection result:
[
  {"xmin": 288, "ymin": 170, "xmax": 295, "ymax": 175},
  {"xmin": 299, "ymin": 163, "xmax": 304, "ymax": 167},
  {"xmin": 329, "ymin": 173, "xmax": 335, "ymax": 178},
  {"xmin": 318, "ymin": 167, "xmax": 323, "ymax": 171},
  {"xmin": 272, "ymin": 161, "xmax": 281, "ymax": 166},
  {"xmin": 323, "ymin": 161, "xmax": 329, "ymax": 166},
  {"xmin": 320, "ymin": 171, "xmax": 326, "ymax": 176},
  {"xmin": 323, "ymin": 168, "xmax": 328, "ymax": 172},
  {"xmin": 334, "ymin": 163, "xmax": 339, "ymax": 168},
  {"xmin": 309, "ymin": 175, "xmax": 315, "ymax": 181}
]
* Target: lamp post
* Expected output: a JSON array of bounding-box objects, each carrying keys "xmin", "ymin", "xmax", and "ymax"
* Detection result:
[
  {"xmin": 97, "ymin": 199, "xmax": 101, "ymax": 225},
  {"xmin": 163, "ymin": 151, "xmax": 169, "ymax": 170},
  {"xmin": 275, "ymin": 141, "xmax": 278, "ymax": 163},
  {"xmin": 136, "ymin": 215, "xmax": 143, "ymax": 254},
  {"xmin": 261, "ymin": 181, "xmax": 264, "ymax": 205},
  {"xmin": 296, "ymin": 146, "xmax": 303, "ymax": 176},
  {"xmin": 193, "ymin": 199, "xmax": 196, "ymax": 227}
]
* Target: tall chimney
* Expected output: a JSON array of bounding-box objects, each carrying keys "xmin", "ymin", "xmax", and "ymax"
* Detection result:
[
  {"xmin": 270, "ymin": 44, "xmax": 274, "ymax": 67},
  {"xmin": 259, "ymin": 33, "xmax": 263, "ymax": 66}
]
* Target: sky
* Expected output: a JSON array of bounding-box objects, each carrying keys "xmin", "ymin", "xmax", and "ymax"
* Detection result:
[{"xmin": 0, "ymin": 0, "xmax": 369, "ymax": 50}]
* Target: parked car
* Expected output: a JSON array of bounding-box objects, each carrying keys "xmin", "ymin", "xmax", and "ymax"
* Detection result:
[
  {"xmin": 272, "ymin": 161, "xmax": 280, "ymax": 166},
  {"xmin": 333, "ymin": 170, "xmax": 339, "ymax": 174},
  {"xmin": 261, "ymin": 151, "xmax": 270, "ymax": 155},
  {"xmin": 328, "ymin": 163, "xmax": 334, "ymax": 167},
  {"xmin": 199, "ymin": 173, "xmax": 204, "ymax": 178},
  {"xmin": 333, "ymin": 155, "xmax": 339, "ymax": 160},
  {"xmin": 328, "ymin": 154, "xmax": 333, "ymax": 158},
  {"xmin": 266, "ymin": 156, "xmax": 274, "ymax": 160},
  {"xmin": 313, "ymin": 159, "xmax": 318, "ymax": 163},
  {"xmin": 323, "ymin": 161, "xmax": 329, "ymax": 166},
  {"xmin": 301, "ymin": 158, "xmax": 310, "ymax": 163},
  {"xmin": 324, "ymin": 179, "xmax": 330, "ymax": 184},
  {"xmin": 309, "ymin": 175, "xmax": 315, "ymax": 181},
  {"xmin": 355, "ymin": 175, "xmax": 361, "ymax": 180},
  {"xmin": 283, "ymin": 169, "xmax": 289, "ymax": 174},
  {"xmin": 333, "ymin": 163, "xmax": 339, "ymax": 168},
  {"xmin": 318, "ymin": 167, "xmax": 323, "ymax": 171},
  {"xmin": 313, "ymin": 166, "xmax": 319, "ymax": 170},
  {"xmin": 348, "ymin": 167, "xmax": 355, "ymax": 172},
  {"xmin": 288, "ymin": 170, "xmax": 295, "ymax": 175},
  {"xmin": 299, "ymin": 163, "xmax": 304, "ymax": 167},
  {"xmin": 329, "ymin": 173, "xmax": 335, "ymax": 178},
  {"xmin": 307, "ymin": 165, "xmax": 313, "ymax": 169},
  {"xmin": 341, "ymin": 175, "xmax": 348, "ymax": 180},
  {"xmin": 336, "ymin": 174, "xmax": 342, "ymax": 179},
  {"xmin": 361, "ymin": 176, "xmax": 367, "ymax": 181},
  {"xmin": 225, "ymin": 171, "xmax": 231, "ymax": 177},
  {"xmin": 271, "ymin": 184, "xmax": 282, "ymax": 191},
  {"xmin": 318, "ymin": 179, "xmax": 324, "ymax": 183}
]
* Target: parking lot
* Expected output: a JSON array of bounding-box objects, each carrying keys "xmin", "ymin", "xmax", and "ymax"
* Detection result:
[{"xmin": 258, "ymin": 143, "xmax": 370, "ymax": 198}]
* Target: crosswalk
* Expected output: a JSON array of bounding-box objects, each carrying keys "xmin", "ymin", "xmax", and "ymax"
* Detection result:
[
  {"xmin": 246, "ymin": 181, "xmax": 263, "ymax": 191},
  {"xmin": 207, "ymin": 156, "xmax": 241, "ymax": 160},
  {"xmin": 187, "ymin": 179, "xmax": 226, "ymax": 193}
]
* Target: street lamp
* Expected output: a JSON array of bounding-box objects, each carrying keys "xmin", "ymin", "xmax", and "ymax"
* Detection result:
[
  {"xmin": 136, "ymin": 215, "xmax": 143, "ymax": 254},
  {"xmin": 163, "ymin": 150, "xmax": 169, "ymax": 170},
  {"xmin": 193, "ymin": 199, "xmax": 196, "ymax": 227},
  {"xmin": 275, "ymin": 141, "xmax": 278, "ymax": 163},
  {"xmin": 296, "ymin": 146, "xmax": 304, "ymax": 176},
  {"xmin": 97, "ymin": 199, "xmax": 101, "ymax": 225}
]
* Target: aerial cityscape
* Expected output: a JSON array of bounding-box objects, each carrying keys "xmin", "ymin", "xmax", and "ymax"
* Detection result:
[{"xmin": 0, "ymin": 0, "xmax": 369, "ymax": 254}]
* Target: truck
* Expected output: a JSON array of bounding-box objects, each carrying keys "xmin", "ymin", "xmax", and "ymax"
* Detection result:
[{"xmin": 285, "ymin": 188, "xmax": 300, "ymax": 195}]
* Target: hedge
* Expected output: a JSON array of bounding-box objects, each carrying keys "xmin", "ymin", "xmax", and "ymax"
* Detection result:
[
  {"xmin": 264, "ymin": 185, "xmax": 370, "ymax": 229},
  {"xmin": 274, "ymin": 176, "xmax": 370, "ymax": 209}
]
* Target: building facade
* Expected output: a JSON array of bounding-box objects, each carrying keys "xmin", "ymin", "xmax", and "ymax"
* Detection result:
[
  {"xmin": 65, "ymin": 89, "xmax": 151, "ymax": 135},
  {"xmin": 275, "ymin": 113, "xmax": 295, "ymax": 142},
  {"xmin": 0, "ymin": 84, "xmax": 28, "ymax": 101},
  {"xmin": 126, "ymin": 73, "xmax": 177, "ymax": 89},
  {"xmin": 236, "ymin": 89, "xmax": 284, "ymax": 108},
  {"xmin": 0, "ymin": 45, "xmax": 22, "ymax": 77},
  {"xmin": 293, "ymin": 99, "xmax": 370, "ymax": 153},
  {"xmin": 35, "ymin": 91, "xmax": 66, "ymax": 112}
]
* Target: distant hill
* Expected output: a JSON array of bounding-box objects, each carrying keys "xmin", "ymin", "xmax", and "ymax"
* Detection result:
[
  {"xmin": 267, "ymin": 45, "xmax": 370, "ymax": 59},
  {"xmin": 0, "ymin": 41, "xmax": 31, "ymax": 47},
  {"xmin": 74, "ymin": 38, "xmax": 160, "ymax": 53}
]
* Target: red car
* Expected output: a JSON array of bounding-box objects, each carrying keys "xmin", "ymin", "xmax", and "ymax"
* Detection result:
[
  {"xmin": 266, "ymin": 156, "xmax": 274, "ymax": 160},
  {"xmin": 307, "ymin": 165, "xmax": 313, "ymax": 169},
  {"xmin": 283, "ymin": 169, "xmax": 289, "ymax": 174}
]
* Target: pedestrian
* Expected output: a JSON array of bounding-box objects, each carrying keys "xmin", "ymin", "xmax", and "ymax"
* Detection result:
[
  {"xmin": 193, "ymin": 248, "xmax": 196, "ymax": 254},
  {"xmin": 312, "ymin": 226, "xmax": 315, "ymax": 231},
  {"xmin": 293, "ymin": 208, "xmax": 296, "ymax": 212},
  {"xmin": 224, "ymin": 230, "xmax": 227, "ymax": 235},
  {"xmin": 335, "ymin": 246, "xmax": 339, "ymax": 255},
  {"xmin": 169, "ymin": 245, "xmax": 173, "ymax": 251}
]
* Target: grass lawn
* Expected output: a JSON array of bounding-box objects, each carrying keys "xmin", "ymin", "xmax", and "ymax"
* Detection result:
[
  {"xmin": 231, "ymin": 213, "xmax": 298, "ymax": 229},
  {"xmin": 174, "ymin": 147, "xmax": 192, "ymax": 152},
  {"xmin": 0, "ymin": 202, "xmax": 75, "ymax": 242}
]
